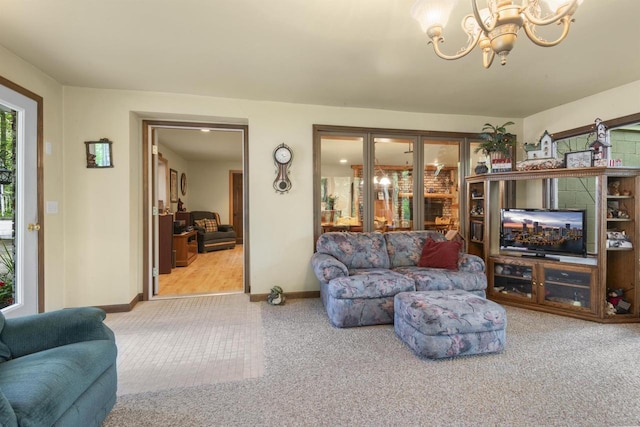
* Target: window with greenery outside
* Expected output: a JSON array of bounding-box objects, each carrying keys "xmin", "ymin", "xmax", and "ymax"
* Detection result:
[{"xmin": 0, "ymin": 109, "xmax": 15, "ymax": 309}]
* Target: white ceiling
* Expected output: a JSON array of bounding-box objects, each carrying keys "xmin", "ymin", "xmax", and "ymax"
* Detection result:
[
  {"xmin": 157, "ymin": 128, "xmax": 242, "ymax": 162},
  {"xmin": 1, "ymin": 0, "xmax": 639, "ymax": 119}
]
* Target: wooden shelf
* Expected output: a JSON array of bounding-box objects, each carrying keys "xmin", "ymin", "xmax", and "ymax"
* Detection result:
[{"xmin": 398, "ymin": 192, "xmax": 455, "ymax": 198}]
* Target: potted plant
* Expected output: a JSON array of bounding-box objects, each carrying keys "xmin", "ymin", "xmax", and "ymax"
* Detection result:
[
  {"xmin": 475, "ymin": 121, "xmax": 517, "ymax": 158},
  {"xmin": 0, "ymin": 242, "xmax": 14, "ymax": 309}
]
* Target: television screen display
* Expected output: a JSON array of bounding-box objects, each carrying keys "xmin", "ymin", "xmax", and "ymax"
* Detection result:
[{"xmin": 500, "ymin": 208, "xmax": 587, "ymax": 257}]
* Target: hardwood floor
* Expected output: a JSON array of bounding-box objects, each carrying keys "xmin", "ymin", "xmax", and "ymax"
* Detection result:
[{"xmin": 157, "ymin": 244, "xmax": 243, "ymax": 296}]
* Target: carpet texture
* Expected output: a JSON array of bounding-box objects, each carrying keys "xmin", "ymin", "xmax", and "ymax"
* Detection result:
[{"xmin": 103, "ymin": 298, "xmax": 640, "ymax": 426}]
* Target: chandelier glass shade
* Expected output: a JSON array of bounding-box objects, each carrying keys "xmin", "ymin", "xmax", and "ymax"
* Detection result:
[{"xmin": 411, "ymin": 0, "xmax": 582, "ymax": 68}]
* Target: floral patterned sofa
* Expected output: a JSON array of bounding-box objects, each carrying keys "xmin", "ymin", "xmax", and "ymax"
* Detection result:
[{"xmin": 310, "ymin": 231, "xmax": 487, "ymax": 328}]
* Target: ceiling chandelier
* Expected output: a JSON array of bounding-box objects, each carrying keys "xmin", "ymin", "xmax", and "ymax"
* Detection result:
[{"xmin": 411, "ymin": 0, "xmax": 582, "ymax": 68}]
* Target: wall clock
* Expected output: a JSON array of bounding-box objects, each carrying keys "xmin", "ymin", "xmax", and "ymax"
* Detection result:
[
  {"xmin": 180, "ymin": 173, "xmax": 187, "ymax": 196},
  {"xmin": 273, "ymin": 143, "xmax": 292, "ymax": 193}
]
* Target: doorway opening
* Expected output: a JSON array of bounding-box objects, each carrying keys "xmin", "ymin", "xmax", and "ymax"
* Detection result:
[{"xmin": 142, "ymin": 120, "xmax": 249, "ymax": 301}]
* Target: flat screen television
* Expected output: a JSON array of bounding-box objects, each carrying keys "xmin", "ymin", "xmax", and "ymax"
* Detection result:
[{"xmin": 500, "ymin": 208, "xmax": 587, "ymax": 258}]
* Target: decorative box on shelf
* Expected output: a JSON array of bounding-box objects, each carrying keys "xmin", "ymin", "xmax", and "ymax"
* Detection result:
[{"xmin": 491, "ymin": 158, "xmax": 512, "ymax": 173}]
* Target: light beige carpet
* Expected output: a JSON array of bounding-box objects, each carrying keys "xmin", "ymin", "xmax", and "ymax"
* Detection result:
[{"xmin": 103, "ymin": 297, "xmax": 640, "ymax": 426}]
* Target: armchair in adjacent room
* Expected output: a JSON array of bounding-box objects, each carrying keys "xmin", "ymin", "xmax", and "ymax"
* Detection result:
[{"xmin": 190, "ymin": 211, "xmax": 237, "ymax": 252}]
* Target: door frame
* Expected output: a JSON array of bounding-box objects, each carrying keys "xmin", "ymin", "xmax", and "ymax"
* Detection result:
[
  {"xmin": 141, "ymin": 120, "xmax": 250, "ymax": 301},
  {"xmin": 0, "ymin": 76, "xmax": 44, "ymax": 313}
]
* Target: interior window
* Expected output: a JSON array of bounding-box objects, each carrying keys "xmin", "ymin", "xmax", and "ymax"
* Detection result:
[
  {"xmin": 372, "ymin": 137, "xmax": 416, "ymax": 231},
  {"xmin": 315, "ymin": 127, "xmax": 468, "ymax": 240},
  {"xmin": 320, "ymin": 135, "xmax": 364, "ymax": 233}
]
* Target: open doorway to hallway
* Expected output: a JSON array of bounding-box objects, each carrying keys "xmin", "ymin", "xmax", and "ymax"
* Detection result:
[{"xmin": 142, "ymin": 121, "xmax": 249, "ymax": 301}]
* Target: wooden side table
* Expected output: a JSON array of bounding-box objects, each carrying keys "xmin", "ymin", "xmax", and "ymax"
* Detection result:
[
  {"xmin": 173, "ymin": 230, "xmax": 198, "ymax": 267},
  {"xmin": 158, "ymin": 214, "xmax": 174, "ymax": 274}
]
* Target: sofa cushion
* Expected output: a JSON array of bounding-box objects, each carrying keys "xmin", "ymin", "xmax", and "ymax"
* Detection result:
[
  {"xmin": 385, "ymin": 231, "xmax": 447, "ymax": 268},
  {"xmin": 0, "ymin": 312, "xmax": 10, "ymax": 362},
  {"xmin": 393, "ymin": 266, "xmax": 487, "ymax": 292},
  {"xmin": 0, "ymin": 390, "xmax": 17, "ymax": 427},
  {"xmin": 395, "ymin": 291, "xmax": 506, "ymax": 335},
  {"xmin": 326, "ymin": 269, "xmax": 415, "ymax": 299},
  {"xmin": 0, "ymin": 340, "xmax": 116, "ymax": 427},
  {"xmin": 201, "ymin": 230, "xmax": 236, "ymax": 241},
  {"xmin": 195, "ymin": 218, "xmax": 218, "ymax": 232},
  {"xmin": 310, "ymin": 252, "xmax": 348, "ymax": 283},
  {"xmin": 316, "ymin": 232, "xmax": 390, "ymax": 270},
  {"xmin": 418, "ymin": 238, "xmax": 461, "ymax": 270}
]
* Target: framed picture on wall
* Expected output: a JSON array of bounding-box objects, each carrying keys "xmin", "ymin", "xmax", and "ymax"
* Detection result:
[
  {"xmin": 170, "ymin": 169, "xmax": 178, "ymax": 202},
  {"xmin": 564, "ymin": 150, "xmax": 593, "ymax": 169}
]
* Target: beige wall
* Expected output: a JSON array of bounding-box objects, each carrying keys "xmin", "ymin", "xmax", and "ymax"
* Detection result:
[
  {"xmin": 61, "ymin": 86, "xmax": 519, "ymax": 305},
  {"xmin": 518, "ymin": 80, "xmax": 640, "ymax": 207},
  {"xmin": 0, "ymin": 45, "xmax": 66, "ymax": 311},
  {"xmin": 523, "ymin": 80, "xmax": 640, "ymax": 143},
  {"xmin": 2, "ymin": 41, "xmax": 639, "ymax": 310},
  {"xmin": 188, "ymin": 160, "xmax": 243, "ymax": 223},
  {"xmin": 157, "ymin": 143, "xmax": 190, "ymax": 211}
]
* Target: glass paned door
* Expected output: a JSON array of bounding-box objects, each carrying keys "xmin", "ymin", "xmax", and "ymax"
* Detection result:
[
  {"xmin": 422, "ymin": 140, "xmax": 460, "ymax": 233},
  {"xmin": 319, "ymin": 135, "xmax": 364, "ymax": 233},
  {"xmin": 0, "ymin": 83, "xmax": 39, "ymax": 317},
  {"xmin": 373, "ymin": 137, "xmax": 416, "ymax": 231},
  {"xmin": 0, "ymin": 107, "xmax": 15, "ymax": 310}
]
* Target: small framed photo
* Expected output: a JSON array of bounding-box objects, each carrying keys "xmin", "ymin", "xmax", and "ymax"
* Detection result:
[
  {"xmin": 170, "ymin": 169, "xmax": 178, "ymax": 202},
  {"xmin": 377, "ymin": 191, "xmax": 384, "ymax": 200},
  {"xmin": 564, "ymin": 150, "xmax": 593, "ymax": 169}
]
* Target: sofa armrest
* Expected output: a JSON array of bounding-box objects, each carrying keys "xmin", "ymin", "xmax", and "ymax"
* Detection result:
[
  {"xmin": 458, "ymin": 253, "xmax": 485, "ymax": 273},
  {"xmin": 1, "ymin": 307, "xmax": 115, "ymax": 359},
  {"xmin": 310, "ymin": 253, "xmax": 348, "ymax": 283},
  {"xmin": 218, "ymin": 224, "xmax": 234, "ymax": 232},
  {"xmin": 0, "ymin": 389, "xmax": 17, "ymax": 427}
]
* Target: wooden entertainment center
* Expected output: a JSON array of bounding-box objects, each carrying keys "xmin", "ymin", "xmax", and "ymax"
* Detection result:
[{"xmin": 466, "ymin": 167, "xmax": 640, "ymax": 323}]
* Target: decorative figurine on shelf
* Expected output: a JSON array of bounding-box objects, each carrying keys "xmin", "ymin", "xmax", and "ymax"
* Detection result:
[
  {"xmin": 524, "ymin": 130, "xmax": 556, "ymax": 160},
  {"xmin": 177, "ymin": 198, "xmax": 185, "ymax": 212},
  {"xmin": 606, "ymin": 288, "xmax": 631, "ymax": 314},
  {"xmin": 267, "ymin": 286, "xmax": 286, "ymax": 306},
  {"xmin": 589, "ymin": 118, "xmax": 612, "ymax": 167},
  {"xmin": 516, "ymin": 130, "xmax": 563, "ymax": 171},
  {"xmin": 474, "ymin": 161, "xmax": 488, "ymax": 174},
  {"xmin": 607, "ymin": 180, "xmax": 620, "ymax": 196}
]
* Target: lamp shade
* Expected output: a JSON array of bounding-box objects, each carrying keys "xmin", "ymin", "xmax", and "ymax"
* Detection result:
[
  {"xmin": 540, "ymin": 0, "xmax": 583, "ymax": 13},
  {"xmin": 411, "ymin": 0, "xmax": 458, "ymax": 33}
]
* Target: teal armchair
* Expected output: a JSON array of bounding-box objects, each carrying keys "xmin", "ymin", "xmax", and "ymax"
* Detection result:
[{"xmin": 0, "ymin": 307, "xmax": 117, "ymax": 427}]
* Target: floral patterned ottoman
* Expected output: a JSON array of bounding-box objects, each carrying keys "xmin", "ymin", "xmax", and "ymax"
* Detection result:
[{"xmin": 394, "ymin": 290, "xmax": 506, "ymax": 359}]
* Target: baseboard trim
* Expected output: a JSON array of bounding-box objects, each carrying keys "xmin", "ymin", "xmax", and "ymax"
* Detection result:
[
  {"xmin": 97, "ymin": 293, "xmax": 143, "ymax": 313},
  {"xmin": 249, "ymin": 290, "xmax": 320, "ymax": 303}
]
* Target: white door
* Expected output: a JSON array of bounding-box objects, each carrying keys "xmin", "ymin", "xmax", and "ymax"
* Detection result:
[{"xmin": 0, "ymin": 83, "xmax": 39, "ymax": 317}]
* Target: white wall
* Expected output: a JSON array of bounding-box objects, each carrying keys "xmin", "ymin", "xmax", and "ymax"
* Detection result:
[{"xmin": 188, "ymin": 159, "xmax": 242, "ymax": 223}]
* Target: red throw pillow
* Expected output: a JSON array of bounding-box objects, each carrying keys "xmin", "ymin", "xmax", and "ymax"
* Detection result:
[{"xmin": 418, "ymin": 238, "xmax": 461, "ymax": 270}]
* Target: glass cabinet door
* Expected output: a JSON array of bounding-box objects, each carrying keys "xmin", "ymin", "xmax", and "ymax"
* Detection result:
[
  {"xmin": 541, "ymin": 265, "xmax": 594, "ymax": 312},
  {"xmin": 490, "ymin": 259, "xmax": 534, "ymax": 300}
]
